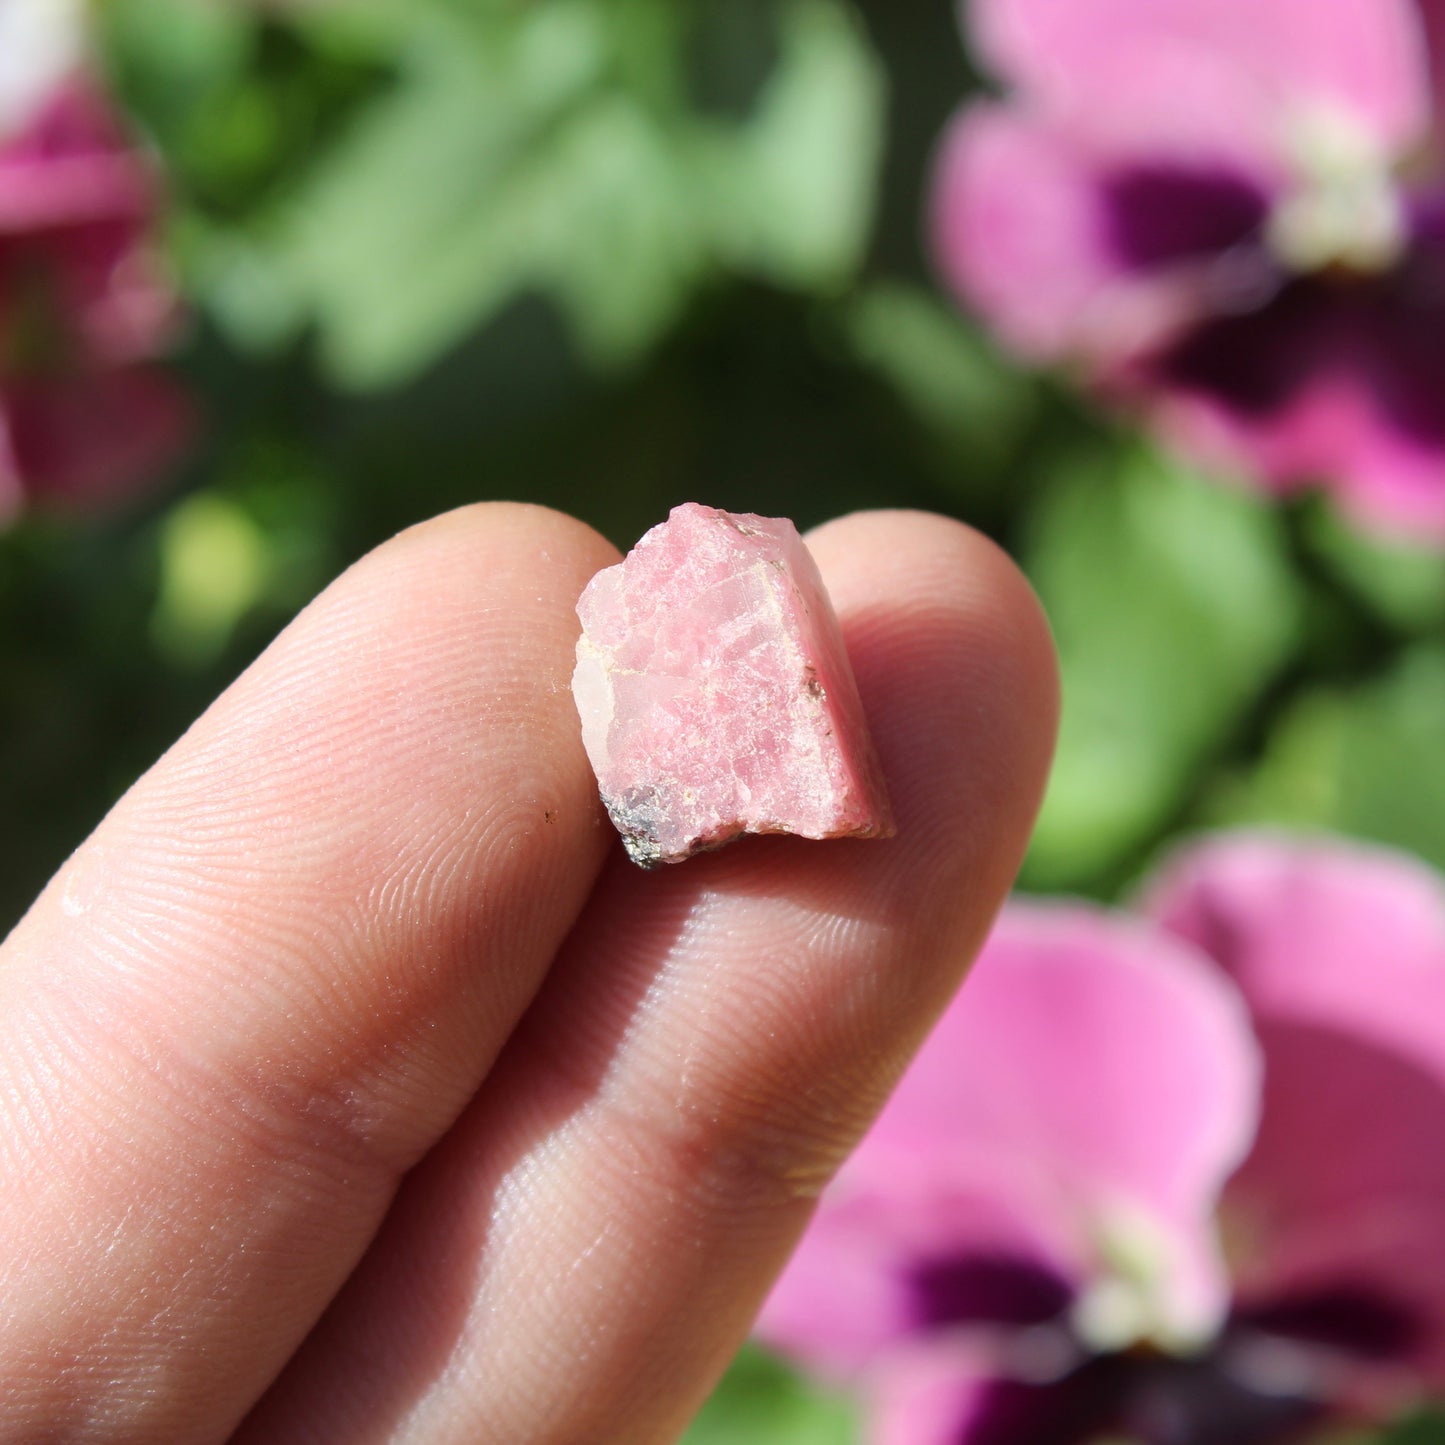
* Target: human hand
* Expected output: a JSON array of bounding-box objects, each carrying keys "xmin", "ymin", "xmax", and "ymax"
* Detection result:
[{"xmin": 1, "ymin": 505, "xmax": 1057, "ymax": 1444}]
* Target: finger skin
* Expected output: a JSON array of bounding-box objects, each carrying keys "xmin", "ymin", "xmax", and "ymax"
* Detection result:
[
  {"xmin": 239, "ymin": 511, "xmax": 1060, "ymax": 1444},
  {"xmin": 0, "ymin": 504, "xmax": 619, "ymax": 1442}
]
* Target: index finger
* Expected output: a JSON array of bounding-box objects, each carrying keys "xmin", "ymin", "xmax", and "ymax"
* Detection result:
[{"xmin": 0, "ymin": 503, "xmax": 618, "ymax": 1441}]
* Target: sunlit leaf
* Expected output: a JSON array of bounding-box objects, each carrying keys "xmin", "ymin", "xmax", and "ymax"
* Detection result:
[
  {"xmin": 1374, "ymin": 1409, "xmax": 1445, "ymax": 1445},
  {"xmin": 699, "ymin": 0, "xmax": 884, "ymax": 291},
  {"xmin": 1022, "ymin": 450, "xmax": 1303, "ymax": 890},
  {"xmin": 1305, "ymin": 503, "xmax": 1445, "ymax": 634},
  {"xmin": 1207, "ymin": 647, "xmax": 1445, "ymax": 876},
  {"xmin": 184, "ymin": 0, "xmax": 882, "ymax": 386},
  {"xmin": 150, "ymin": 494, "xmax": 271, "ymax": 666},
  {"xmin": 683, "ymin": 1345, "xmax": 857, "ymax": 1445},
  {"xmin": 843, "ymin": 280, "xmax": 1035, "ymax": 475}
]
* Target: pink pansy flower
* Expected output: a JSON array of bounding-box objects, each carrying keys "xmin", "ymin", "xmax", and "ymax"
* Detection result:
[
  {"xmin": 933, "ymin": 0, "xmax": 1445, "ymax": 538},
  {"xmin": 758, "ymin": 834, "xmax": 1445, "ymax": 1444},
  {"xmin": 0, "ymin": 0, "xmax": 191, "ymax": 518}
]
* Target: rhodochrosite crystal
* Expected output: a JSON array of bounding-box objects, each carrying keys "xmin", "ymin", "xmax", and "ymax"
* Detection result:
[{"xmin": 573, "ymin": 503, "xmax": 894, "ymax": 868}]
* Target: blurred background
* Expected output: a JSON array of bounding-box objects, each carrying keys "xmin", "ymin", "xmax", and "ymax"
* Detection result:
[{"xmin": 6, "ymin": 1, "xmax": 1445, "ymax": 1440}]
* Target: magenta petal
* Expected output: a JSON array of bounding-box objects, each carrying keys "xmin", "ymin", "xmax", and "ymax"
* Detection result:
[
  {"xmin": 0, "ymin": 409, "xmax": 27, "ymax": 520},
  {"xmin": 0, "ymin": 81, "xmax": 155, "ymax": 232},
  {"xmin": 1421, "ymin": 0, "xmax": 1445, "ymax": 148},
  {"xmin": 1144, "ymin": 834, "xmax": 1445, "ymax": 1385},
  {"xmin": 932, "ymin": 106, "xmax": 1109, "ymax": 362},
  {"xmin": 971, "ymin": 0, "xmax": 1431, "ymax": 157},
  {"xmin": 0, "ymin": 148, "xmax": 152, "ymax": 235},
  {"xmin": 1225, "ymin": 1019, "xmax": 1445, "ymax": 1392},
  {"xmin": 859, "ymin": 907, "xmax": 1260, "ymax": 1243},
  {"xmin": 931, "ymin": 107, "xmax": 1214, "ymax": 365},
  {"xmin": 0, "ymin": 81, "xmax": 176, "ymax": 362},
  {"xmin": 1158, "ymin": 374, "xmax": 1445, "ymax": 537},
  {"xmin": 0, "ymin": 76, "xmax": 191, "ymax": 513},
  {"xmin": 758, "ymin": 1181, "xmax": 1072, "ymax": 1378},
  {"xmin": 4, "ymin": 366, "xmax": 193, "ymax": 507},
  {"xmin": 758, "ymin": 905, "xmax": 1262, "ymax": 1372},
  {"xmin": 1145, "ymin": 223, "xmax": 1445, "ymax": 539},
  {"xmin": 1144, "ymin": 834, "xmax": 1445, "ymax": 1068},
  {"xmin": 873, "ymin": 1343, "xmax": 1004, "ymax": 1445},
  {"xmin": 870, "ymin": 1339, "xmax": 1095, "ymax": 1445},
  {"xmin": 869, "ymin": 1338, "xmax": 1114, "ymax": 1445}
]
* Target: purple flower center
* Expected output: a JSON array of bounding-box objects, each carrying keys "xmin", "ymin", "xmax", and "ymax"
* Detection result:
[
  {"xmin": 958, "ymin": 1344, "xmax": 1323, "ymax": 1445},
  {"xmin": 1085, "ymin": 152, "xmax": 1445, "ymax": 460},
  {"xmin": 909, "ymin": 1252, "xmax": 1075, "ymax": 1330},
  {"xmin": 1235, "ymin": 1283, "xmax": 1423, "ymax": 1362},
  {"xmin": 1102, "ymin": 165, "xmax": 1271, "ymax": 271},
  {"xmin": 911, "ymin": 1250, "xmax": 1422, "ymax": 1445},
  {"xmin": 1161, "ymin": 238, "xmax": 1445, "ymax": 449},
  {"xmin": 1141, "ymin": 191, "xmax": 1445, "ymax": 451}
]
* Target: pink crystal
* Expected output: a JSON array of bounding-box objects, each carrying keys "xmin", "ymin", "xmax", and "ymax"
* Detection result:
[{"xmin": 573, "ymin": 503, "xmax": 895, "ymax": 868}]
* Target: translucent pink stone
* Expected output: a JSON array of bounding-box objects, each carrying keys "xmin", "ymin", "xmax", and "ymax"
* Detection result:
[{"xmin": 573, "ymin": 503, "xmax": 895, "ymax": 868}]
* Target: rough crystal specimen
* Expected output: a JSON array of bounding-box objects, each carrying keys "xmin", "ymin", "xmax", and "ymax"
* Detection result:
[{"xmin": 573, "ymin": 503, "xmax": 895, "ymax": 867}]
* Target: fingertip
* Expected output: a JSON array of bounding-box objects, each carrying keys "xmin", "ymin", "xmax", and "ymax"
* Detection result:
[
  {"xmin": 315, "ymin": 502, "xmax": 622, "ymax": 660},
  {"xmin": 807, "ymin": 508, "xmax": 1059, "ymax": 755},
  {"xmin": 381, "ymin": 500, "xmax": 622, "ymax": 573},
  {"xmin": 803, "ymin": 510, "xmax": 1058, "ymax": 948}
]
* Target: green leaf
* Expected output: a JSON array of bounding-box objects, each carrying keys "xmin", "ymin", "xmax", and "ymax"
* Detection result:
[
  {"xmin": 101, "ymin": 0, "xmax": 254, "ymax": 97},
  {"xmin": 699, "ymin": 0, "xmax": 885, "ymax": 292},
  {"xmin": 1021, "ymin": 449, "xmax": 1303, "ymax": 890},
  {"xmin": 253, "ymin": 1, "xmax": 619, "ymax": 384},
  {"xmin": 104, "ymin": 0, "xmax": 393, "ymax": 219},
  {"xmin": 1304, "ymin": 503, "xmax": 1445, "ymax": 635},
  {"xmin": 1207, "ymin": 647, "xmax": 1445, "ymax": 876},
  {"xmin": 188, "ymin": 0, "xmax": 883, "ymax": 386},
  {"xmin": 842, "ymin": 280, "xmax": 1035, "ymax": 474},
  {"xmin": 1374, "ymin": 1409, "xmax": 1445, "ymax": 1445},
  {"xmin": 150, "ymin": 494, "xmax": 272, "ymax": 667},
  {"xmin": 682, "ymin": 1346, "xmax": 857, "ymax": 1445}
]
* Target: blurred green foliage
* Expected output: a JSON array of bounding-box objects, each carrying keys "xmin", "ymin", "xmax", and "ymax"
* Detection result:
[
  {"xmin": 106, "ymin": 0, "xmax": 885, "ymax": 379},
  {"xmin": 682, "ymin": 1345, "xmax": 856, "ymax": 1445},
  {"xmin": 1381, "ymin": 1412, "xmax": 1445, "ymax": 1445},
  {"xmin": 1022, "ymin": 448, "xmax": 1302, "ymax": 890},
  {"xmin": 1209, "ymin": 646, "xmax": 1445, "ymax": 873},
  {"xmin": 4, "ymin": 0, "xmax": 1445, "ymax": 1437}
]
